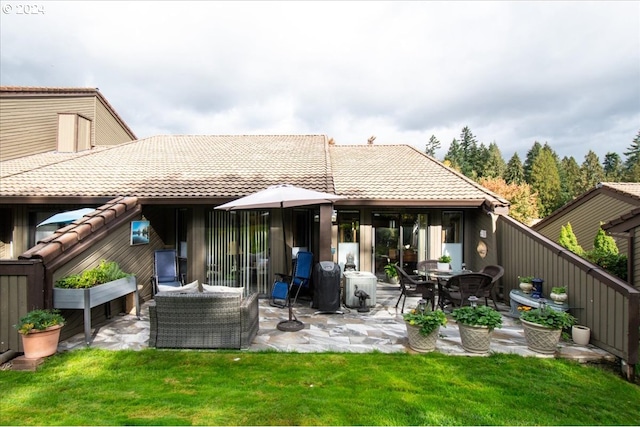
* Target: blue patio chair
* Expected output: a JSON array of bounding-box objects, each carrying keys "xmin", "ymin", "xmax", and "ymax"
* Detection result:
[
  {"xmin": 270, "ymin": 251, "xmax": 313, "ymax": 308},
  {"xmin": 152, "ymin": 249, "xmax": 184, "ymax": 294}
]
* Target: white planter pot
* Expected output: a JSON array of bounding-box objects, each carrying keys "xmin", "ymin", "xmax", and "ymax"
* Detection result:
[
  {"xmin": 405, "ymin": 323, "xmax": 440, "ymax": 353},
  {"xmin": 521, "ymin": 319, "xmax": 562, "ymax": 354},
  {"xmin": 437, "ymin": 262, "xmax": 449, "ymax": 271},
  {"xmin": 572, "ymin": 325, "xmax": 590, "ymax": 346},
  {"xmin": 519, "ymin": 282, "xmax": 533, "ymax": 293},
  {"xmin": 458, "ymin": 323, "xmax": 492, "ymax": 353},
  {"xmin": 550, "ymin": 292, "xmax": 568, "ymax": 304}
]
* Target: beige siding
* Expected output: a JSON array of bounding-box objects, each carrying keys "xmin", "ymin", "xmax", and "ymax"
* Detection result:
[
  {"xmin": 634, "ymin": 228, "xmax": 640, "ymax": 288},
  {"xmin": 536, "ymin": 193, "xmax": 634, "ymax": 253},
  {"xmin": 94, "ymin": 97, "xmax": 134, "ymax": 145},
  {"xmin": 0, "ymin": 96, "xmax": 94, "ymax": 161}
]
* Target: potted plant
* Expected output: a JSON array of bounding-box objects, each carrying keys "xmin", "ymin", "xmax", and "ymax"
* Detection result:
[
  {"xmin": 519, "ymin": 301, "xmax": 576, "ymax": 354},
  {"xmin": 437, "ymin": 254, "xmax": 452, "ymax": 271},
  {"xmin": 15, "ymin": 309, "xmax": 65, "ymax": 359},
  {"xmin": 518, "ymin": 275, "xmax": 534, "ymax": 293},
  {"xmin": 549, "ymin": 286, "xmax": 568, "ymax": 304},
  {"xmin": 54, "ymin": 260, "xmax": 139, "ymax": 345},
  {"xmin": 384, "ymin": 263, "xmax": 399, "ymax": 284},
  {"xmin": 403, "ymin": 306, "xmax": 447, "ymax": 352},
  {"xmin": 452, "ymin": 299, "xmax": 503, "ymax": 353}
]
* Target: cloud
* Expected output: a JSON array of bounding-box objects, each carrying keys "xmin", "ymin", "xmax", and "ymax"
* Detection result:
[{"xmin": 1, "ymin": 1, "xmax": 638, "ymax": 162}]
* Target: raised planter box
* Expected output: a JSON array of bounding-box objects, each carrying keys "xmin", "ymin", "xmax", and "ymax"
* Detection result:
[{"xmin": 53, "ymin": 276, "xmax": 139, "ymax": 345}]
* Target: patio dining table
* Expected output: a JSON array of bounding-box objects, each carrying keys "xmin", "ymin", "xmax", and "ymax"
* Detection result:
[{"xmin": 416, "ymin": 269, "xmax": 473, "ymax": 310}]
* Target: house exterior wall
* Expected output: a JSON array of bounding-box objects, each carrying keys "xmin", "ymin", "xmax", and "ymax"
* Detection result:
[
  {"xmin": 0, "ymin": 95, "xmax": 94, "ymax": 161},
  {"xmin": 535, "ymin": 192, "xmax": 634, "ymax": 254},
  {"xmin": 634, "ymin": 227, "xmax": 639, "ymax": 287},
  {"xmin": 94, "ymin": 96, "xmax": 135, "ymax": 146}
]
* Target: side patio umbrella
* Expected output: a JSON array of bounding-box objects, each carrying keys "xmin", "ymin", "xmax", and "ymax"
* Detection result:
[{"xmin": 215, "ymin": 184, "xmax": 345, "ymax": 332}]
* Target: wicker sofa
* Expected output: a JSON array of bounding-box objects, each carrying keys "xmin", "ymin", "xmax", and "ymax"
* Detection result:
[{"xmin": 149, "ymin": 290, "xmax": 259, "ymax": 349}]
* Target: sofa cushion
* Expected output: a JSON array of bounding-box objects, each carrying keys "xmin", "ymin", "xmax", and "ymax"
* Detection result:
[{"xmin": 158, "ymin": 280, "xmax": 199, "ymax": 293}]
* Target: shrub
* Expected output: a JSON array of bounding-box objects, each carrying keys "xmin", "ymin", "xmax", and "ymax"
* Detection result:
[{"xmin": 55, "ymin": 260, "xmax": 130, "ymax": 289}]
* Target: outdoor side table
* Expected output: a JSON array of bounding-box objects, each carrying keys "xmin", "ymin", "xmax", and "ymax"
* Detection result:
[{"xmin": 509, "ymin": 289, "xmax": 568, "ymax": 317}]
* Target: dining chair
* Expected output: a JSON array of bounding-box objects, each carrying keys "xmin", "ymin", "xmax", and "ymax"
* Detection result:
[
  {"xmin": 395, "ymin": 264, "xmax": 437, "ymax": 312},
  {"xmin": 439, "ymin": 272, "xmax": 494, "ymax": 309},
  {"xmin": 479, "ymin": 265, "xmax": 504, "ymax": 309}
]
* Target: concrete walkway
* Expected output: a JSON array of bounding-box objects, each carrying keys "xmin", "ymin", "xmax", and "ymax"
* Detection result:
[{"xmin": 56, "ymin": 282, "xmax": 617, "ymax": 365}]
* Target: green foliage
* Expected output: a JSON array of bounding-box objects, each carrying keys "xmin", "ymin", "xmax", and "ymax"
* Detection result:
[
  {"xmin": 452, "ymin": 305, "xmax": 503, "ymax": 331},
  {"xmin": 424, "ymin": 134, "xmax": 440, "ymax": 157},
  {"xmin": 558, "ymin": 222, "xmax": 584, "ymax": 256},
  {"xmin": 603, "ymin": 152, "xmax": 624, "ymax": 181},
  {"xmin": 592, "ymin": 226, "xmax": 618, "ymax": 256},
  {"xmin": 518, "ymin": 275, "xmax": 534, "ymax": 283},
  {"xmin": 551, "ymin": 287, "xmax": 566, "ymax": 294},
  {"xmin": 530, "ymin": 146, "xmax": 562, "ymax": 216},
  {"xmin": 1, "ymin": 350, "xmax": 639, "ymax": 425},
  {"xmin": 55, "ymin": 260, "xmax": 131, "ymax": 289},
  {"xmin": 520, "ymin": 307, "xmax": 576, "ymax": 330},
  {"xmin": 403, "ymin": 308, "xmax": 447, "ymax": 336},
  {"xmin": 578, "ymin": 150, "xmax": 605, "ymax": 194},
  {"xmin": 623, "ymin": 130, "xmax": 640, "ymax": 175},
  {"xmin": 504, "ymin": 153, "xmax": 525, "ymax": 184},
  {"xmin": 15, "ymin": 309, "xmax": 64, "ymax": 335},
  {"xmin": 438, "ymin": 254, "xmax": 452, "ymax": 263},
  {"xmin": 384, "ymin": 263, "xmax": 398, "ymax": 278},
  {"xmin": 558, "ymin": 156, "xmax": 582, "ymax": 205}
]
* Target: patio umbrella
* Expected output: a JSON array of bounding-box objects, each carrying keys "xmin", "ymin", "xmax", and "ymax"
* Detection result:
[
  {"xmin": 37, "ymin": 208, "xmax": 96, "ymax": 227},
  {"xmin": 215, "ymin": 184, "xmax": 345, "ymax": 331}
]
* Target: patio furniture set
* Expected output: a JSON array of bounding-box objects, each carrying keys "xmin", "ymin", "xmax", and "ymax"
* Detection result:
[{"xmin": 395, "ymin": 262, "xmax": 505, "ymax": 313}]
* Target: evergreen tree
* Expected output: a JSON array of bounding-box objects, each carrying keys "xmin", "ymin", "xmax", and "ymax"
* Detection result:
[
  {"xmin": 623, "ymin": 131, "xmax": 640, "ymax": 180},
  {"xmin": 459, "ymin": 126, "xmax": 479, "ymax": 177},
  {"xmin": 558, "ymin": 223, "xmax": 584, "ymax": 256},
  {"xmin": 504, "ymin": 153, "xmax": 525, "ymax": 184},
  {"xmin": 603, "ymin": 152, "xmax": 624, "ymax": 182},
  {"xmin": 425, "ymin": 135, "xmax": 441, "ymax": 157},
  {"xmin": 444, "ymin": 138, "xmax": 463, "ymax": 171},
  {"xmin": 559, "ymin": 156, "xmax": 581, "ymax": 204},
  {"xmin": 480, "ymin": 142, "xmax": 506, "ymax": 179},
  {"xmin": 578, "ymin": 150, "xmax": 605, "ymax": 194},
  {"xmin": 523, "ymin": 141, "xmax": 542, "ymax": 183},
  {"xmin": 530, "ymin": 146, "xmax": 562, "ymax": 216}
]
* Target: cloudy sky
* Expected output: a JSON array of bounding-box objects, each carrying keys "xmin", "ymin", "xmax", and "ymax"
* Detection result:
[{"xmin": 1, "ymin": 1, "xmax": 638, "ymax": 162}]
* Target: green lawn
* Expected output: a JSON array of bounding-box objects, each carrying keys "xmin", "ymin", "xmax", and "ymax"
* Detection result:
[{"xmin": 1, "ymin": 349, "xmax": 638, "ymax": 426}]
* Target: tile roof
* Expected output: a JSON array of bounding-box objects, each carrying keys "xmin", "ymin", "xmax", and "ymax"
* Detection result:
[
  {"xmin": 599, "ymin": 182, "xmax": 640, "ymax": 200},
  {"xmin": 329, "ymin": 144, "xmax": 508, "ymax": 203},
  {"xmin": 0, "ymin": 135, "xmax": 333, "ymax": 199},
  {"xmin": 0, "ymin": 135, "xmax": 508, "ymax": 207},
  {"xmin": 19, "ymin": 197, "xmax": 139, "ymax": 264}
]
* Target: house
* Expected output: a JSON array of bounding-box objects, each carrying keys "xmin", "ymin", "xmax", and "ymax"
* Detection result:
[
  {"xmin": 0, "ymin": 86, "xmax": 137, "ymax": 258},
  {"xmin": 603, "ymin": 207, "xmax": 640, "ymax": 286},
  {"xmin": 0, "ymin": 90, "xmax": 637, "ymax": 379},
  {"xmin": 0, "ymin": 86, "xmax": 136, "ymax": 162},
  {"xmin": 0, "ymin": 134, "xmax": 510, "ymax": 301},
  {"xmin": 532, "ymin": 182, "xmax": 640, "ymax": 256}
]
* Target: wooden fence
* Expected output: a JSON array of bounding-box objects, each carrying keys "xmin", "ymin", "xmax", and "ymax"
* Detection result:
[{"xmin": 497, "ymin": 214, "xmax": 639, "ymax": 379}]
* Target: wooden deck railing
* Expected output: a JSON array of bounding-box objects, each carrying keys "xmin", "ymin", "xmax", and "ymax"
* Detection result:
[{"xmin": 497, "ymin": 214, "xmax": 639, "ymax": 380}]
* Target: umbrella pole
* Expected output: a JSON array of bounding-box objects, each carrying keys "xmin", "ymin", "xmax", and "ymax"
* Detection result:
[{"xmin": 277, "ymin": 203, "xmax": 304, "ymax": 332}]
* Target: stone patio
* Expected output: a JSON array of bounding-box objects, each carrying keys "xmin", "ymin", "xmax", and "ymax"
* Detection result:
[{"xmin": 54, "ymin": 281, "xmax": 617, "ymax": 365}]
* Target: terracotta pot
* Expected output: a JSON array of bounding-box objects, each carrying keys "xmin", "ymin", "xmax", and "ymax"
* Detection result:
[
  {"xmin": 521, "ymin": 319, "xmax": 561, "ymax": 354},
  {"xmin": 20, "ymin": 324, "xmax": 63, "ymax": 359},
  {"xmin": 458, "ymin": 323, "xmax": 492, "ymax": 353}
]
